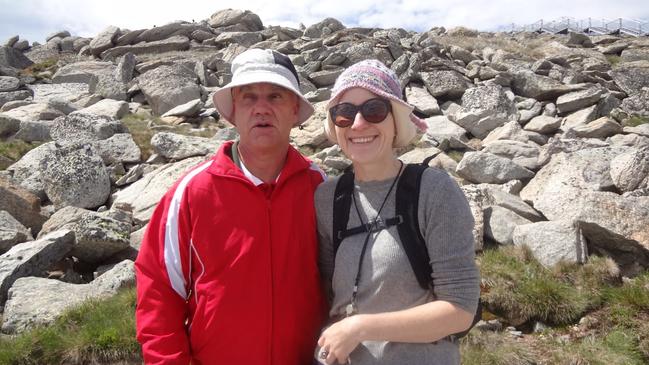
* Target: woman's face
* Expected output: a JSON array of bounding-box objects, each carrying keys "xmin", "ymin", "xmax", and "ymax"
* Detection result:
[{"xmin": 333, "ymin": 87, "xmax": 396, "ymax": 167}]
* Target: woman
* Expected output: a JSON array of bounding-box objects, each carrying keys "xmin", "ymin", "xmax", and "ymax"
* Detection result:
[{"xmin": 315, "ymin": 60, "xmax": 480, "ymax": 365}]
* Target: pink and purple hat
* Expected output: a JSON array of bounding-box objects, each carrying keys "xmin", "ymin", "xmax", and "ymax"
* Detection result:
[{"xmin": 324, "ymin": 59, "xmax": 427, "ymax": 148}]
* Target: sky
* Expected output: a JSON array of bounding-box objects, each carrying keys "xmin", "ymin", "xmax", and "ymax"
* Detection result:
[{"xmin": 1, "ymin": 0, "xmax": 648, "ymax": 45}]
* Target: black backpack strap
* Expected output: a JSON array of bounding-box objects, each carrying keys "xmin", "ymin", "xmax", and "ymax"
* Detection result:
[
  {"xmin": 332, "ymin": 169, "xmax": 355, "ymax": 256},
  {"xmin": 395, "ymin": 164, "xmax": 432, "ymax": 290},
  {"xmin": 397, "ymin": 161, "xmax": 482, "ymax": 339}
]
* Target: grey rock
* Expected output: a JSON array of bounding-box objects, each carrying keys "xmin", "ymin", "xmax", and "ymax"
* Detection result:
[
  {"xmin": 0, "ymin": 176, "xmax": 47, "ymax": 234},
  {"xmin": 75, "ymin": 99, "xmax": 129, "ymax": 119},
  {"xmin": 47, "ymin": 98, "xmax": 77, "ymax": 115},
  {"xmin": 46, "ymin": 31, "xmax": 70, "ymax": 42},
  {"xmin": 0, "ymin": 114, "xmax": 20, "ymax": 137},
  {"xmin": 27, "ymin": 83, "xmax": 90, "ymax": 104},
  {"xmin": 421, "ymin": 70, "xmax": 471, "ymax": 99},
  {"xmin": 1, "ymin": 259, "xmax": 134, "ymax": 334},
  {"xmin": 610, "ymin": 61, "xmax": 649, "ymax": 96},
  {"xmin": 483, "ymin": 120, "xmax": 546, "ymax": 146},
  {"xmin": 110, "ymin": 156, "xmax": 205, "ymax": 222},
  {"xmin": 556, "ymin": 87, "xmax": 604, "ymax": 115},
  {"xmin": 607, "ymin": 133, "xmax": 649, "ymax": 150},
  {"xmin": 456, "ymin": 151, "xmax": 534, "ymax": 184},
  {"xmin": 92, "ymin": 133, "xmax": 141, "ymax": 165},
  {"xmin": 52, "ymin": 61, "xmax": 114, "ymax": 85},
  {"xmin": 0, "ymin": 76, "xmax": 20, "ymax": 92},
  {"xmin": 137, "ymin": 64, "xmax": 200, "ymax": 115},
  {"xmin": 4, "ymin": 36, "xmax": 18, "ymax": 48},
  {"xmin": 38, "ymin": 206, "xmax": 131, "ymax": 263},
  {"xmin": 423, "ymin": 115, "xmax": 468, "ymax": 149},
  {"xmin": 623, "ymin": 124, "xmax": 649, "ymax": 137},
  {"xmin": 511, "ymin": 70, "xmax": 584, "ymax": 101},
  {"xmin": 88, "ymin": 73, "xmax": 127, "ymax": 101},
  {"xmin": 620, "ymin": 88, "xmax": 649, "ymax": 116},
  {"xmin": 309, "ymin": 68, "xmax": 343, "ymax": 88},
  {"xmin": 461, "ymin": 183, "xmax": 543, "ymax": 222},
  {"xmin": 151, "ymin": 132, "xmax": 218, "ymax": 160},
  {"xmin": 40, "ymin": 144, "xmax": 111, "ymax": 209},
  {"xmin": 521, "ymin": 146, "xmax": 626, "ymax": 204},
  {"xmin": 572, "ymin": 116, "xmax": 622, "ymax": 139},
  {"xmin": 133, "ymin": 22, "xmax": 204, "ymax": 43},
  {"xmin": 406, "ymin": 84, "xmax": 440, "ymax": 116},
  {"xmin": 398, "ymin": 147, "xmax": 443, "ymax": 165},
  {"xmin": 0, "ymin": 46, "xmax": 33, "ymax": 69},
  {"xmin": 50, "ymin": 113, "xmax": 126, "ymax": 145},
  {"xmin": 453, "ymin": 85, "xmax": 517, "ymax": 139},
  {"xmin": 161, "ymin": 99, "xmax": 203, "ymax": 118},
  {"xmin": 208, "ymin": 9, "xmax": 263, "ymax": 31},
  {"xmin": 115, "ymin": 164, "xmax": 145, "ymax": 186},
  {"xmin": 524, "ymin": 115, "xmax": 562, "ymax": 134},
  {"xmin": 0, "ymin": 100, "xmax": 32, "ymax": 112},
  {"xmin": 100, "ymin": 35, "xmax": 191, "ymax": 60},
  {"xmin": 561, "ymin": 105, "xmax": 598, "ymax": 131},
  {"xmin": 620, "ymin": 48, "xmax": 649, "ymax": 63},
  {"xmin": 114, "ymin": 52, "xmax": 137, "ymax": 84},
  {"xmin": 482, "ymin": 140, "xmax": 541, "ymax": 170},
  {"xmin": 12, "ymin": 40, "xmax": 29, "ymax": 52},
  {"xmin": 609, "ymin": 148, "xmax": 649, "ymax": 192},
  {"xmin": 213, "ymin": 32, "xmax": 263, "ymax": 48},
  {"xmin": 484, "ymin": 205, "xmax": 532, "ymax": 245},
  {"xmin": 0, "ymin": 90, "xmax": 32, "ymax": 108},
  {"xmin": 89, "ymin": 25, "xmax": 119, "ymax": 56},
  {"xmin": 304, "ymin": 18, "xmax": 345, "ymax": 38},
  {"xmin": 0, "ymin": 230, "xmax": 74, "ymax": 306},
  {"xmin": 13, "ymin": 120, "xmax": 55, "ymax": 142},
  {"xmin": 6, "ymin": 142, "xmax": 57, "ymax": 197},
  {"xmin": 290, "ymin": 101, "xmax": 329, "ymax": 148},
  {"xmin": 516, "ymin": 98, "xmax": 543, "ymax": 124},
  {"xmin": 513, "ymin": 220, "xmax": 587, "ymax": 268},
  {"xmin": 537, "ymin": 137, "xmax": 609, "ymax": 165},
  {"xmin": 0, "ymin": 210, "xmax": 33, "ymax": 254}
]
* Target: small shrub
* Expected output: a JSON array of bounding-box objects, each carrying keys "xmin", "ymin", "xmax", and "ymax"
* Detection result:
[{"xmin": 624, "ymin": 115, "xmax": 649, "ymax": 127}]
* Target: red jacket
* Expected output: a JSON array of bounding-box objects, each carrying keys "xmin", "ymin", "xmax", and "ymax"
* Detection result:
[{"xmin": 136, "ymin": 141, "xmax": 327, "ymax": 365}]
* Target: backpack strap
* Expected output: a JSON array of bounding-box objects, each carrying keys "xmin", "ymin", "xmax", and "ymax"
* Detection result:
[
  {"xmin": 332, "ymin": 169, "xmax": 355, "ymax": 255},
  {"xmin": 395, "ymin": 163, "xmax": 433, "ymax": 290}
]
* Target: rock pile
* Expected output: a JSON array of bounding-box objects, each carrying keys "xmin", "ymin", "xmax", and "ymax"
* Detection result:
[{"xmin": 0, "ymin": 8, "xmax": 648, "ymax": 333}]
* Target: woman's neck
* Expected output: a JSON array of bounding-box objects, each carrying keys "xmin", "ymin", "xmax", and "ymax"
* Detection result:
[{"xmin": 353, "ymin": 158, "xmax": 402, "ymax": 182}]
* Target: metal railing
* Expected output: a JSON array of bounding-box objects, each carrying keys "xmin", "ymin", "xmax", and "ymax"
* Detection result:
[{"xmin": 513, "ymin": 17, "xmax": 649, "ymax": 37}]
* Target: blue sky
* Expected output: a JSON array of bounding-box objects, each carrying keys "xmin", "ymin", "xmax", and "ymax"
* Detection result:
[{"xmin": 1, "ymin": 0, "xmax": 648, "ymax": 44}]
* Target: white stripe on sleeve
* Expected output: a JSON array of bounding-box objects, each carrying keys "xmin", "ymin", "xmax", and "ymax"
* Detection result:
[{"xmin": 164, "ymin": 161, "xmax": 213, "ymax": 299}]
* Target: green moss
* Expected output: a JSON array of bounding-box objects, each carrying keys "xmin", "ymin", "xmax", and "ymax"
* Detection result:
[
  {"xmin": 0, "ymin": 140, "xmax": 42, "ymax": 170},
  {"xmin": 624, "ymin": 115, "xmax": 649, "ymax": 127}
]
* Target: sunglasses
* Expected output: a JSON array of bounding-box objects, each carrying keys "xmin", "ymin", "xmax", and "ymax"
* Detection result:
[{"xmin": 329, "ymin": 98, "xmax": 392, "ymax": 128}]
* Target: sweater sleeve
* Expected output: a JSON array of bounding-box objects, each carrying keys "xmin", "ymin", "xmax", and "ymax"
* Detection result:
[
  {"xmin": 135, "ymin": 187, "xmax": 192, "ymax": 365},
  {"xmin": 419, "ymin": 169, "xmax": 480, "ymax": 314}
]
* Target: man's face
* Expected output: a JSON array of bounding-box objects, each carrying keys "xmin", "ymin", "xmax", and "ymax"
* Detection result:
[{"xmin": 231, "ymin": 83, "xmax": 300, "ymax": 153}]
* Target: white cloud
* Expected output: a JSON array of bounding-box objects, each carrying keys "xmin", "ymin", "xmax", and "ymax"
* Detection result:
[{"xmin": 1, "ymin": 0, "xmax": 648, "ymax": 43}]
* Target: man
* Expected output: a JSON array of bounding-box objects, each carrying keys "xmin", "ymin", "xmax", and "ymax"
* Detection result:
[{"xmin": 135, "ymin": 49, "xmax": 327, "ymax": 365}]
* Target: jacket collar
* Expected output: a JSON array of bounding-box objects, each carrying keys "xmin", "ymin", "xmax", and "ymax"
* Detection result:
[{"xmin": 208, "ymin": 141, "xmax": 310, "ymax": 185}]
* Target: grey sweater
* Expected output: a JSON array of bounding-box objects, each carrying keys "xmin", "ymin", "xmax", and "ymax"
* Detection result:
[{"xmin": 315, "ymin": 167, "xmax": 480, "ymax": 365}]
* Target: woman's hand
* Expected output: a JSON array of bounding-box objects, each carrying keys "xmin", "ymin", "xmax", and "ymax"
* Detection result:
[{"xmin": 317, "ymin": 315, "xmax": 365, "ymax": 364}]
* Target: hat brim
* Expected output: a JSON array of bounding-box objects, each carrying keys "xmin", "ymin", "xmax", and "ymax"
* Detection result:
[
  {"xmin": 324, "ymin": 90, "xmax": 417, "ymax": 148},
  {"xmin": 212, "ymin": 71, "xmax": 314, "ymax": 126}
]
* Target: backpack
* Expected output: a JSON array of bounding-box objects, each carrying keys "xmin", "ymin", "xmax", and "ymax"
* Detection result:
[{"xmin": 332, "ymin": 160, "xmax": 482, "ymax": 339}]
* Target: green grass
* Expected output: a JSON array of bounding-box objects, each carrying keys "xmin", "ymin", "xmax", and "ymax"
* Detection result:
[
  {"xmin": 478, "ymin": 246, "xmax": 614, "ymax": 326},
  {"xmin": 0, "ymin": 286, "xmax": 140, "ymax": 365},
  {"xmin": 2, "ymin": 247, "xmax": 647, "ymax": 365},
  {"xmin": 624, "ymin": 115, "xmax": 649, "ymax": 127},
  {"xmin": 606, "ymin": 55, "xmax": 622, "ymax": 67},
  {"xmin": 0, "ymin": 140, "xmax": 42, "ymax": 170},
  {"xmin": 121, "ymin": 112, "xmax": 219, "ymax": 161}
]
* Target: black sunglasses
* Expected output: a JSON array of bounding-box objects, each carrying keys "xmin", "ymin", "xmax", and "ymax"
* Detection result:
[{"xmin": 329, "ymin": 98, "xmax": 392, "ymax": 128}]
